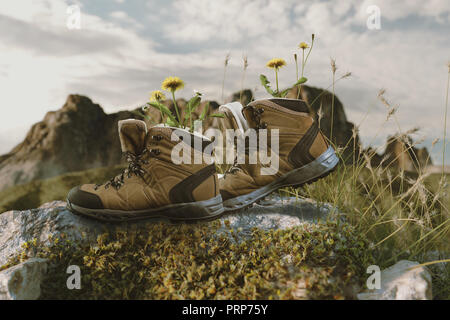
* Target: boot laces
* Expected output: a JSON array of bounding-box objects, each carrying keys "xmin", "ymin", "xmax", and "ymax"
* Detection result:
[
  {"xmin": 225, "ymin": 107, "xmax": 265, "ymax": 177},
  {"xmin": 248, "ymin": 106, "xmax": 267, "ymax": 129},
  {"xmin": 95, "ymin": 135, "xmax": 163, "ymax": 190}
]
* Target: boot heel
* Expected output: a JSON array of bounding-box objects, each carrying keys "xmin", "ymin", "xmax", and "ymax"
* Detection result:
[
  {"xmin": 284, "ymin": 146, "xmax": 339, "ymax": 186},
  {"xmin": 167, "ymin": 194, "xmax": 225, "ymax": 221}
]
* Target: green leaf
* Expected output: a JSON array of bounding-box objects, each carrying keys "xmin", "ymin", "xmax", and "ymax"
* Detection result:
[
  {"xmin": 279, "ymin": 90, "xmax": 290, "ymax": 98},
  {"xmin": 165, "ymin": 117, "xmax": 178, "ymax": 127},
  {"xmin": 260, "ymin": 74, "xmax": 275, "ymax": 96},
  {"xmin": 278, "ymin": 77, "xmax": 309, "ymax": 98},
  {"xmin": 199, "ymin": 101, "xmax": 210, "ymax": 121},
  {"xmin": 210, "ymin": 113, "xmax": 225, "ymax": 118},
  {"xmin": 294, "ymin": 77, "xmax": 308, "ymax": 86},
  {"xmin": 147, "ymin": 101, "xmax": 179, "ymax": 126},
  {"xmin": 131, "ymin": 110, "xmax": 155, "ymax": 124},
  {"xmin": 184, "ymin": 95, "xmax": 202, "ymax": 121}
]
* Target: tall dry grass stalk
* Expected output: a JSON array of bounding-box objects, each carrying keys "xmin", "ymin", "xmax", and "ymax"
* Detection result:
[
  {"xmin": 330, "ymin": 58, "xmax": 337, "ymax": 143},
  {"xmin": 443, "ymin": 63, "xmax": 450, "ymax": 177},
  {"xmin": 221, "ymin": 53, "xmax": 231, "ymax": 104},
  {"xmin": 239, "ymin": 55, "xmax": 249, "ymax": 104}
]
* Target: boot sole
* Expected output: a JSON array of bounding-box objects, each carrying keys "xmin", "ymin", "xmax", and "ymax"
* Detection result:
[
  {"xmin": 222, "ymin": 146, "xmax": 339, "ymax": 212},
  {"xmin": 66, "ymin": 194, "xmax": 224, "ymax": 223}
]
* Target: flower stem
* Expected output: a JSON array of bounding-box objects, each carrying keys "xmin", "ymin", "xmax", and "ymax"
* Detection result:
[
  {"xmin": 275, "ymin": 69, "xmax": 279, "ymax": 94},
  {"xmin": 297, "ymin": 49, "xmax": 305, "ymax": 100},
  {"xmin": 172, "ymin": 91, "xmax": 181, "ymax": 127}
]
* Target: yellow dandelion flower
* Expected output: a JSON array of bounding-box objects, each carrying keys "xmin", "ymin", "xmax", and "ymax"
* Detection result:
[
  {"xmin": 161, "ymin": 76, "xmax": 185, "ymax": 92},
  {"xmin": 299, "ymin": 42, "xmax": 309, "ymax": 50},
  {"xmin": 150, "ymin": 90, "xmax": 166, "ymax": 101},
  {"xmin": 266, "ymin": 58, "xmax": 286, "ymax": 70}
]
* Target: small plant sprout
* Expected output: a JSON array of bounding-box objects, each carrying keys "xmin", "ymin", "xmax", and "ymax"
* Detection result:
[
  {"xmin": 147, "ymin": 79, "xmax": 223, "ymax": 133},
  {"xmin": 260, "ymin": 57, "xmax": 307, "ymax": 98}
]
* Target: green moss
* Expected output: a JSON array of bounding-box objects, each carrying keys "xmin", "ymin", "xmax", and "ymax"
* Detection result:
[{"xmin": 2, "ymin": 219, "xmax": 374, "ymax": 300}]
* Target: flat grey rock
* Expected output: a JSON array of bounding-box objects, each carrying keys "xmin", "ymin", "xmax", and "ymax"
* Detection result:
[
  {"xmin": 0, "ymin": 196, "xmax": 338, "ymax": 266},
  {"xmin": 0, "ymin": 258, "xmax": 48, "ymax": 300},
  {"xmin": 357, "ymin": 260, "xmax": 432, "ymax": 300},
  {"xmin": 217, "ymin": 194, "xmax": 341, "ymax": 241}
]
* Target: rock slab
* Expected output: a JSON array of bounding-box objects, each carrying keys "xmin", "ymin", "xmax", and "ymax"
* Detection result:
[
  {"xmin": 357, "ymin": 260, "xmax": 432, "ymax": 300},
  {"xmin": 0, "ymin": 258, "xmax": 48, "ymax": 300},
  {"xmin": 0, "ymin": 195, "xmax": 337, "ymax": 266}
]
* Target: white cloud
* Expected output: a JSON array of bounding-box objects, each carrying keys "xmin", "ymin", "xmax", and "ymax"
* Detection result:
[
  {"xmin": 109, "ymin": 10, "xmax": 143, "ymax": 29},
  {"xmin": 0, "ymin": 0, "xmax": 449, "ymax": 164}
]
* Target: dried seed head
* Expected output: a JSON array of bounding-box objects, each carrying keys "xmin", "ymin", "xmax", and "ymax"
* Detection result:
[
  {"xmin": 330, "ymin": 58, "xmax": 337, "ymax": 74},
  {"xmin": 243, "ymin": 55, "xmax": 248, "ymax": 70},
  {"xmin": 352, "ymin": 125, "xmax": 359, "ymax": 139},
  {"xmin": 224, "ymin": 53, "xmax": 231, "ymax": 67},
  {"xmin": 342, "ymin": 72, "xmax": 352, "ymax": 79},
  {"xmin": 405, "ymin": 127, "xmax": 420, "ymax": 135},
  {"xmin": 432, "ymin": 138, "xmax": 439, "ymax": 146}
]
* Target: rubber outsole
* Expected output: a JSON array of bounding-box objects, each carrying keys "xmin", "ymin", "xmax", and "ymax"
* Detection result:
[
  {"xmin": 66, "ymin": 194, "xmax": 225, "ymax": 223},
  {"xmin": 222, "ymin": 146, "xmax": 339, "ymax": 213}
]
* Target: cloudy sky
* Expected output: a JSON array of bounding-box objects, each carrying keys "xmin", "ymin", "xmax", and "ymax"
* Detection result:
[{"xmin": 0, "ymin": 0, "xmax": 449, "ymax": 164}]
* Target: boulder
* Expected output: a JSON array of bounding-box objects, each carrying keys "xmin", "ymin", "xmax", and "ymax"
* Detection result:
[
  {"xmin": 0, "ymin": 258, "xmax": 48, "ymax": 300},
  {"xmin": 0, "ymin": 195, "xmax": 337, "ymax": 267},
  {"xmin": 357, "ymin": 260, "xmax": 432, "ymax": 300},
  {"xmin": 374, "ymin": 135, "xmax": 432, "ymax": 172},
  {"xmin": 0, "ymin": 95, "xmax": 145, "ymax": 192}
]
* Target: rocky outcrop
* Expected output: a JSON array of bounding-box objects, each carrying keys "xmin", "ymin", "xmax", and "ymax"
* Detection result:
[
  {"xmin": 0, "ymin": 95, "xmax": 144, "ymax": 192},
  {"xmin": 228, "ymin": 89, "xmax": 254, "ymax": 106},
  {"xmin": 371, "ymin": 135, "xmax": 432, "ymax": 172},
  {"xmin": 357, "ymin": 260, "xmax": 432, "ymax": 300}
]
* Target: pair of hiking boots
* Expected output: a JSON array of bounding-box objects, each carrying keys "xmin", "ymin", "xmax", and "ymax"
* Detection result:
[{"xmin": 66, "ymin": 98, "xmax": 339, "ymax": 222}]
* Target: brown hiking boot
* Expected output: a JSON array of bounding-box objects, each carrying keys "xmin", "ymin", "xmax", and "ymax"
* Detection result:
[
  {"xmin": 219, "ymin": 98, "xmax": 339, "ymax": 211},
  {"xmin": 67, "ymin": 119, "xmax": 223, "ymax": 222}
]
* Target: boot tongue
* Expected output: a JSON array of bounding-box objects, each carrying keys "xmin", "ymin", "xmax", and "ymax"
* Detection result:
[{"xmin": 118, "ymin": 119, "xmax": 148, "ymax": 155}]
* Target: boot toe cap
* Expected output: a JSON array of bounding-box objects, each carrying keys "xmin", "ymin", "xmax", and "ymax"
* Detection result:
[{"xmin": 67, "ymin": 186, "xmax": 104, "ymax": 209}]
